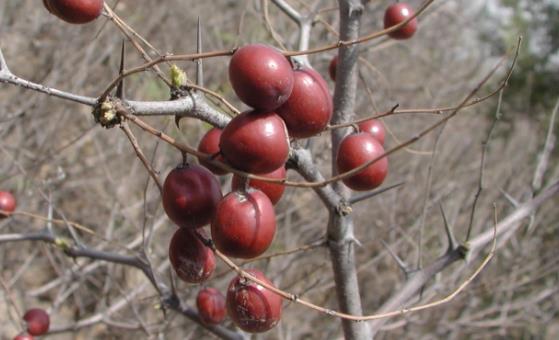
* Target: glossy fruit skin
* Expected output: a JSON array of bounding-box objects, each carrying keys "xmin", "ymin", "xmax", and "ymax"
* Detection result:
[
  {"xmin": 196, "ymin": 288, "xmax": 227, "ymax": 325},
  {"xmin": 229, "ymin": 44, "xmax": 294, "ymax": 111},
  {"xmin": 162, "ymin": 164, "xmax": 222, "ymax": 229},
  {"xmin": 384, "ymin": 3, "xmax": 418, "ymax": 40},
  {"xmin": 328, "ymin": 55, "xmax": 338, "ymax": 81},
  {"xmin": 169, "ymin": 228, "xmax": 215, "ymax": 283},
  {"xmin": 23, "ymin": 308, "xmax": 49, "ymax": 336},
  {"xmin": 277, "ymin": 67, "xmax": 333, "ymax": 138},
  {"xmin": 220, "ymin": 110, "xmax": 289, "ymax": 174},
  {"xmin": 211, "ymin": 189, "xmax": 276, "ymax": 259},
  {"xmin": 13, "ymin": 333, "xmax": 34, "ymax": 340},
  {"xmin": 336, "ymin": 132, "xmax": 388, "ymax": 191},
  {"xmin": 44, "ymin": 0, "xmax": 104, "ymax": 24},
  {"xmin": 231, "ymin": 166, "xmax": 286, "ymax": 206},
  {"xmin": 358, "ymin": 119, "xmax": 386, "ymax": 145},
  {"xmin": 197, "ymin": 128, "xmax": 228, "ymax": 175},
  {"xmin": 0, "ymin": 191, "xmax": 16, "ymax": 218},
  {"xmin": 226, "ymin": 269, "xmax": 282, "ymax": 333}
]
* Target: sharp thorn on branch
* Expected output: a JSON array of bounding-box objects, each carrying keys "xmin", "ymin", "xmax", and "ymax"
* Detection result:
[
  {"xmin": 380, "ymin": 240, "xmax": 409, "ymax": 277},
  {"xmin": 116, "ymin": 40, "xmax": 126, "ymax": 99},
  {"xmin": 499, "ymin": 188, "xmax": 519, "ymax": 208},
  {"xmin": 349, "ymin": 181, "xmax": 405, "ymax": 205},
  {"xmin": 439, "ymin": 203, "xmax": 457, "ymax": 253}
]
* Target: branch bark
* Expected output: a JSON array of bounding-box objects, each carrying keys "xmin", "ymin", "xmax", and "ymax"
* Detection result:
[{"xmin": 328, "ymin": 1, "xmax": 371, "ymax": 339}]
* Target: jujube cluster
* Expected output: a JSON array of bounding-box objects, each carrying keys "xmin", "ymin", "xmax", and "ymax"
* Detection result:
[{"xmin": 160, "ymin": 39, "xmax": 390, "ymax": 334}]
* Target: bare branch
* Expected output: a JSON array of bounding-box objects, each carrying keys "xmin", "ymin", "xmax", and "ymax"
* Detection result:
[{"xmin": 532, "ymin": 96, "xmax": 558, "ymax": 193}]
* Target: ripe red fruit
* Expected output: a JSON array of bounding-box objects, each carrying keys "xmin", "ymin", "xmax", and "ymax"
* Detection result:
[
  {"xmin": 220, "ymin": 110, "xmax": 289, "ymax": 174},
  {"xmin": 0, "ymin": 191, "xmax": 16, "ymax": 218},
  {"xmin": 43, "ymin": 0, "xmax": 104, "ymax": 24},
  {"xmin": 197, "ymin": 127, "xmax": 228, "ymax": 175},
  {"xmin": 277, "ymin": 67, "xmax": 333, "ymax": 138},
  {"xmin": 196, "ymin": 288, "xmax": 227, "ymax": 325},
  {"xmin": 211, "ymin": 189, "xmax": 276, "ymax": 259},
  {"xmin": 229, "ymin": 44, "xmax": 294, "ymax": 111},
  {"xmin": 162, "ymin": 164, "xmax": 222, "ymax": 229},
  {"xmin": 231, "ymin": 166, "xmax": 286, "ymax": 206},
  {"xmin": 336, "ymin": 132, "xmax": 388, "ymax": 191},
  {"xmin": 227, "ymin": 269, "xmax": 282, "ymax": 333},
  {"xmin": 23, "ymin": 308, "xmax": 49, "ymax": 336},
  {"xmin": 169, "ymin": 228, "xmax": 215, "ymax": 283},
  {"xmin": 358, "ymin": 119, "xmax": 386, "ymax": 145},
  {"xmin": 329, "ymin": 55, "xmax": 338, "ymax": 81},
  {"xmin": 384, "ymin": 3, "xmax": 418, "ymax": 40},
  {"xmin": 13, "ymin": 333, "xmax": 34, "ymax": 340}
]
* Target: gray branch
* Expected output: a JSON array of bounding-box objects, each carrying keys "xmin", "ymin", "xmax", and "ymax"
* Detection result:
[{"xmin": 327, "ymin": 0, "xmax": 371, "ymax": 339}]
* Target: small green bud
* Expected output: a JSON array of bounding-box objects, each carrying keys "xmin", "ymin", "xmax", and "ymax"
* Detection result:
[{"xmin": 170, "ymin": 64, "xmax": 187, "ymax": 88}]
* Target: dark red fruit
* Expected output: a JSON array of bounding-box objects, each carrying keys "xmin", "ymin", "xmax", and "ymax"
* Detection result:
[
  {"xmin": 196, "ymin": 287, "xmax": 227, "ymax": 325},
  {"xmin": 358, "ymin": 119, "xmax": 386, "ymax": 145},
  {"xmin": 0, "ymin": 191, "xmax": 16, "ymax": 218},
  {"xmin": 197, "ymin": 127, "xmax": 228, "ymax": 175},
  {"xmin": 13, "ymin": 333, "xmax": 34, "ymax": 340},
  {"xmin": 336, "ymin": 132, "xmax": 388, "ymax": 191},
  {"xmin": 384, "ymin": 3, "xmax": 418, "ymax": 40},
  {"xmin": 329, "ymin": 55, "xmax": 338, "ymax": 81},
  {"xmin": 227, "ymin": 269, "xmax": 282, "ymax": 333},
  {"xmin": 229, "ymin": 44, "xmax": 294, "ymax": 111},
  {"xmin": 232, "ymin": 167, "xmax": 286, "ymax": 206},
  {"xmin": 277, "ymin": 67, "xmax": 333, "ymax": 138},
  {"xmin": 162, "ymin": 164, "xmax": 222, "ymax": 229},
  {"xmin": 44, "ymin": 0, "xmax": 104, "ymax": 24},
  {"xmin": 220, "ymin": 110, "xmax": 289, "ymax": 174},
  {"xmin": 211, "ymin": 189, "xmax": 276, "ymax": 259},
  {"xmin": 169, "ymin": 228, "xmax": 215, "ymax": 283},
  {"xmin": 23, "ymin": 308, "xmax": 49, "ymax": 336}
]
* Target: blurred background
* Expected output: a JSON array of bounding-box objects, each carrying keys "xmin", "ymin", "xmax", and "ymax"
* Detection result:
[{"xmin": 0, "ymin": 0, "xmax": 557, "ymax": 339}]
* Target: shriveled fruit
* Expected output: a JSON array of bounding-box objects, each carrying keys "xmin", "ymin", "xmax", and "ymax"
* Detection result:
[
  {"xmin": 23, "ymin": 308, "xmax": 49, "ymax": 336},
  {"xmin": 384, "ymin": 2, "xmax": 418, "ymax": 40},
  {"xmin": 197, "ymin": 127, "xmax": 228, "ymax": 175},
  {"xmin": 169, "ymin": 228, "xmax": 215, "ymax": 283},
  {"xmin": 211, "ymin": 189, "xmax": 276, "ymax": 259},
  {"xmin": 220, "ymin": 110, "xmax": 289, "ymax": 174},
  {"xmin": 227, "ymin": 269, "xmax": 282, "ymax": 333},
  {"xmin": 229, "ymin": 44, "xmax": 294, "ymax": 110},
  {"xmin": 44, "ymin": 0, "xmax": 104, "ymax": 24},
  {"xmin": 231, "ymin": 166, "xmax": 286, "ymax": 206},
  {"xmin": 336, "ymin": 132, "xmax": 388, "ymax": 191},
  {"xmin": 162, "ymin": 164, "xmax": 222, "ymax": 229},
  {"xmin": 277, "ymin": 67, "xmax": 333, "ymax": 138},
  {"xmin": 196, "ymin": 287, "xmax": 227, "ymax": 325},
  {"xmin": 0, "ymin": 191, "xmax": 16, "ymax": 218},
  {"xmin": 358, "ymin": 118, "xmax": 386, "ymax": 145}
]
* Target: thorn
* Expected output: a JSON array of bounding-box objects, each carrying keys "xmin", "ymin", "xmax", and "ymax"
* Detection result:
[
  {"xmin": 348, "ymin": 181, "xmax": 405, "ymax": 204},
  {"xmin": 381, "ymin": 240, "xmax": 408, "ymax": 277},
  {"xmin": 440, "ymin": 203, "xmax": 457, "ymax": 253},
  {"xmin": 116, "ymin": 41, "xmax": 125, "ymax": 99},
  {"xmin": 196, "ymin": 16, "xmax": 204, "ymax": 87},
  {"xmin": 499, "ymin": 188, "xmax": 519, "ymax": 208}
]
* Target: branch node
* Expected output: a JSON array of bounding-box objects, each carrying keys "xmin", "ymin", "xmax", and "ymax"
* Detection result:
[{"xmin": 335, "ymin": 199, "xmax": 353, "ymax": 216}]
